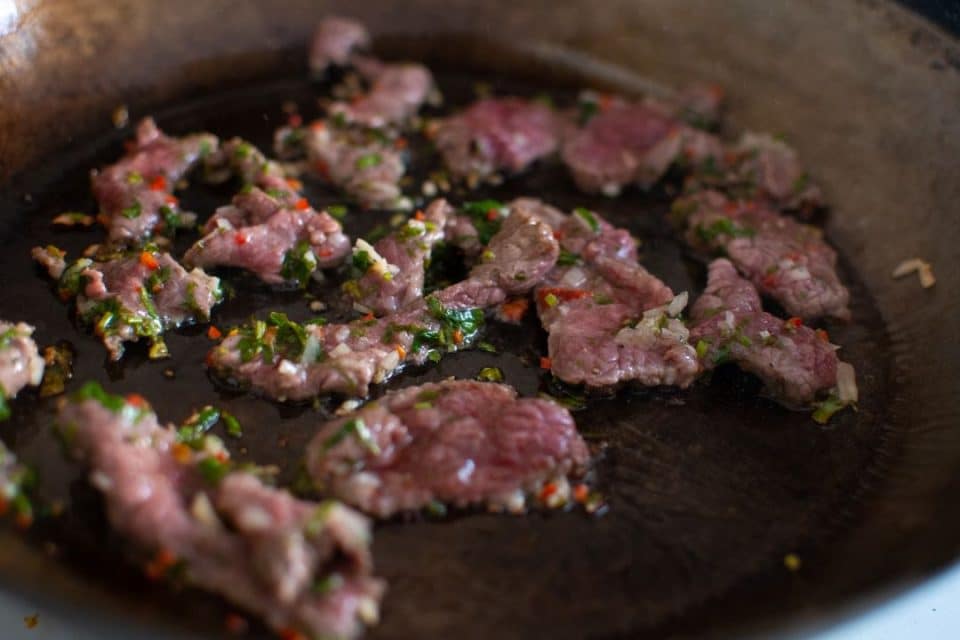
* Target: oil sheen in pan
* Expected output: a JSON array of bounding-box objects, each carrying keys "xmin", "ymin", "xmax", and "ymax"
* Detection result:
[{"xmin": 0, "ymin": 63, "xmax": 892, "ymax": 640}]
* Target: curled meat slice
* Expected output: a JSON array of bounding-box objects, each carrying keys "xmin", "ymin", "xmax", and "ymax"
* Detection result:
[
  {"xmin": 306, "ymin": 380, "xmax": 590, "ymax": 517},
  {"xmin": 92, "ymin": 118, "xmax": 216, "ymax": 244},
  {"xmin": 207, "ymin": 207, "xmax": 558, "ymax": 401},
  {"xmin": 433, "ymin": 97, "xmax": 564, "ymax": 181},
  {"xmin": 32, "ymin": 245, "xmax": 221, "ymax": 361},
  {"xmin": 689, "ymin": 258, "xmax": 854, "ymax": 410},
  {"xmin": 56, "ymin": 384, "xmax": 384, "ymax": 639},
  {"xmin": 329, "ymin": 56, "xmax": 433, "ymax": 129},
  {"xmin": 309, "ymin": 16, "xmax": 370, "ymax": 73},
  {"xmin": 678, "ymin": 190, "xmax": 849, "ymax": 321},
  {"xmin": 0, "ymin": 321, "xmax": 44, "ymax": 416}
]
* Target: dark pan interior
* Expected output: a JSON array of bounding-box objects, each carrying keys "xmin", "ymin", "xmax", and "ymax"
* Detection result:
[{"xmin": 0, "ymin": 2, "xmax": 959, "ymax": 639}]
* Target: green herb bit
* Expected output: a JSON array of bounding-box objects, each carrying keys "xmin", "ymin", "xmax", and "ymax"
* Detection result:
[
  {"xmin": 327, "ymin": 204, "xmax": 348, "ymax": 220},
  {"xmin": 322, "ymin": 418, "xmax": 381, "ymax": 455},
  {"xmin": 233, "ymin": 142, "xmax": 254, "ymax": 159},
  {"xmin": 355, "ymin": 153, "xmax": 382, "ymax": 170},
  {"xmin": 695, "ymin": 217, "xmax": 755, "ymax": 243},
  {"xmin": 712, "ymin": 345, "xmax": 731, "ymax": 365},
  {"xmin": 305, "ymin": 500, "xmax": 337, "ymax": 537},
  {"xmin": 352, "ymin": 250, "xmax": 374, "ymax": 273},
  {"xmin": 313, "ymin": 573, "xmax": 345, "ymax": 595},
  {"xmin": 121, "ymin": 202, "xmax": 142, "ymax": 219},
  {"xmin": 267, "ymin": 312, "xmax": 309, "ymax": 361},
  {"xmin": 544, "ymin": 293, "xmax": 559, "ymax": 308},
  {"xmin": 0, "ymin": 390, "xmax": 9, "ymax": 422},
  {"xmin": 281, "ymin": 242, "xmax": 318, "ymax": 287},
  {"xmin": 462, "ymin": 199, "xmax": 506, "ymax": 245},
  {"xmin": 593, "ymin": 293, "xmax": 613, "ymax": 305},
  {"xmin": 557, "ymin": 249, "xmax": 581, "ymax": 266},
  {"xmin": 177, "ymin": 406, "xmax": 221, "ymax": 447},
  {"xmin": 573, "ymin": 207, "xmax": 600, "ymax": 232},
  {"xmin": 695, "ymin": 339, "xmax": 710, "ymax": 360},
  {"xmin": 792, "ymin": 172, "xmax": 811, "ymax": 195},
  {"xmin": 126, "ymin": 171, "xmax": 143, "ymax": 185},
  {"xmin": 145, "ymin": 266, "xmax": 171, "ymax": 293},
  {"xmin": 197, "ymin": 457, "xmax": 230, "ymax": 484},
  {"xmin": 221, "ymin": 411, "xmax": 242, "ymax": 438},
  {"xmin": 476, "ymin": 367, "xmax": 504, "ymax": 383},
  {"xmin": 812, "ymin": 394, "xmax": 845, "ymax": 425},
  {"xmin": 71, "ymin": 380, "xmax": 127, "ymax": 413},
  {"xmin": 578, "ymin": 99, "xmax": 599, "ymax": 124},
  {"xmin": 477, "ymin": 341, "xmax": 497, "ymax": 353},
  {"xmin": 425, "ymin": 500, "xmax": 447, "ymax": 518}
]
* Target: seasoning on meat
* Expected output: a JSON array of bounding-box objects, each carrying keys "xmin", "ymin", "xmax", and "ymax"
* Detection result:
[
  {"xmin": 676, "ymin": 190, "xmax": 850, "ymax": 321},
  {"xmin": 309, "ymin": 17, "xmax": 371, "ymax": 74},
  {"xmin": 91, "ymin": 117, "xmax": 217, "ymax": 244},
  {"xmin": 0, "ymin": 440, "xmax": 35, "ymax": 527},
  {"xmin": 329, "ymin": 56, "xmax": 434, "ymax": 129},
  {"xmin": 689, "ymin": 258, "xmax": 856, "ymax": 416},
  {"xmin": 56, "ymin": 383, "xmax": 385, "ymax": 640},
  {"xmin": 523, "ymin": 201, "xmax": 701, "ymax": 389},
  {"xmin": 306, "ymin": 380, "xmax": 590, "ymax": 517},
  {"xmin": 432, "ymin": 97, "xmax": 564, "ymax": 182},
  {"xmin": 32, "ymin": 245, "xmax": 222, "ymax": 360},
  {"xmin": 683, "ymin": 132, "xmax": 823, "ymax": 213},
  {"xmin": 344, "ymin": 199, "xmax": 452, "ymax": 315},
  {"xmin": 207, "ymin": 206, "xmax": 558, "ymax": 400},
  {"xmin": 562, "ymin": 97, "xmax": 723, "ymax": 196},
  {"xmin": 0, "ymin": 321, "xmax": 44, "ymax": 421}
]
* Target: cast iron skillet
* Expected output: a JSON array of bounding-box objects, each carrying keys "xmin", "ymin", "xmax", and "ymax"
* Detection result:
[{"xmin": 0, "ymin": 1, "xmax": 958, "ymax": 638}]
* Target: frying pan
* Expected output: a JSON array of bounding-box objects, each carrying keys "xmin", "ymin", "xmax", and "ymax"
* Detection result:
[{"xmin": 1, "ymin": 1, "xmax": 959, "ymax": 638}]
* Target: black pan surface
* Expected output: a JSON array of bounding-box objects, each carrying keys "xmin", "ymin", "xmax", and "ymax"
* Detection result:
[{"xmin": 0, "ymin": 51, "xmax": 899, "ymax": 639}]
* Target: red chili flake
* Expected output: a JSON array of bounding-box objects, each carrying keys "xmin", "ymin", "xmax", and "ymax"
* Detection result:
[
  {"xmin": 294, "ymin": 198, "xmax": 310, "ymax": 211},
  {"xmin": 598, "ymin": 93, "xmax": 614, "ymax": 112},
  {"xmin": 314, "ymin": 160, "xmax": 330, "ymax": 179},
  {"xmin": 394, "ymin": 136, "xmax": 408, "ymax": 150},
  {"xmin": 318, "ymin": 248, "xmax": 333, "ymax": 258},
  {"xmin": 539, "ymin": 356, "xmax": 552, "ymax": 370},
  {"xmin": 310, "ymin": 120, "xmax": 325, "ymax": 132},
  {"xmin": 125, "ymin": 393, "xmax": 148, "ymax": 407},
  {"xmin": 287, "ymin": 113, "xmax": 303, "ymax": 127},
  {"xmin": 539, "ymin": 482, "xmax": 558, "ymax": 502},
  {"xmin": 537, "ymin": 288, "xmax": 590, "ymax": 305},
  {"xmin": 234, "ymin": 232, "xmax": 247, "ymax": 246},
  {"xmin": 395, "ymin": 344, "xmax": 407, "ymax": 359},
  {"xmin": 815, "ymin": 328, "xmax": 829, "ymax": 343},
  {"xmin": 171, "ymin": 443, "xmax": 192, "ymax": 464},
  {"xmin": 452, "ymin": 329, "xmax": 464, "ymax": 345},
  {"xmin": 214, "ymin": 450, "xmax": 230, "ymax": 463},
  {"xmin": 224, "ymin": 613, "xmax": 249, "ymax": 635},
  {"xmin": 148, "ymin": 175, "xmax": 167, "ymax": 191},
  {"xmin": 361, "ymin": 312, "xmax": 374, "ymax": 322},
  {"xmin": 573, "ymin": 484, "xmax": 589, "ymax": 504},
  {"xmin": 761, "ymin": 273, "xmax": 777, "ymax": 288},
  {"xmin": 144, "ymin": 548, "xmax": 177, "ymax": 581},
  {"xmin": 413, "ymin": 210, "xmax": 425, "ymax": 221},
  {"xmin": 499, "ymin": 298, "xmax": 530, "ymax": 322},
  {"xmin": 785, "ymin": 317, "xmax": 803, "ymax": 329},
  {"xmin": 139, "ymin": 251, "xmax": 159, "ymax": 271},
  {"xmin": 207, "ymin": 326, "xmax": 222, "ymax": 340},
  {"xmin": 485, "ymin": 208, "xmax": 499, "ymax": 221},
  {"xmin": 278, "ymin": 629, "xmax": 306, "ymax": 640},
  {"xmin": 14, "ymin": 511, "xmax": 33, "ymax": 530},
  {"xmin": 552, "ymin": 229, "xmax": 565, "ymax": 241},
  {"xmin": 164, "ymin": 194, "xmax": 179, "ymax": 205}
]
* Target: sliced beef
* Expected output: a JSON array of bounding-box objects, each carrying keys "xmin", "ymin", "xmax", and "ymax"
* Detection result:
[
  {"xmin": 682, "ymin": 132, "xmax": 823, "ymax": 213},
  {"xmin": 309, "ymin": 17, "xmax": 371, "ymax": 74},
  {"xmin": 562, "ymin": 100, "xmax": 722, "ymax": 196},
  {"xmin": 329, "ymin": 56, "xmax": 433, "ymax": 129},
  {"xmin": 432, "ymin": 97, "xmax": 563, "ymax": 181},
  {"xmin": 56, "ymin": 383, "xmax": 384, "ymax": 640},
  {"xmin": 32, "ymin": 245, "xmax": 222, "ymax": 360},
  {"xmin": 527, "ymin": 204, "xmax": 700, "ymax": 388},
  {"xmin": 92, "ymin": 118, "xmax": 216, "ymax": 244},
  {"xmin": 679, "ymin": 190, "xmax": 850, "ymax": 321},
  {"xmin": 301, "ymin": 121, "xmax": 408, "ymax": 209},
  {"xmin": 345, "ymin": 199, "xmax": 452, "ymax": 315},
  {"xmin": 306, "ymin": 380, "xmax": 589, "ymax": 517},
  {"xmin": 207, "ymin": 207, "xmax": 558, "ymax": 400},
  {"xmin": 184, "ymin": 185, "xmax": 350, "ymax": 285},
  {"xmin": 689, "ymin": 258, "xmax": 855, "ymax": 409},
  {"xmin": 0, "ymin": 321, "xmax": 44, "ymax": 415}
]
